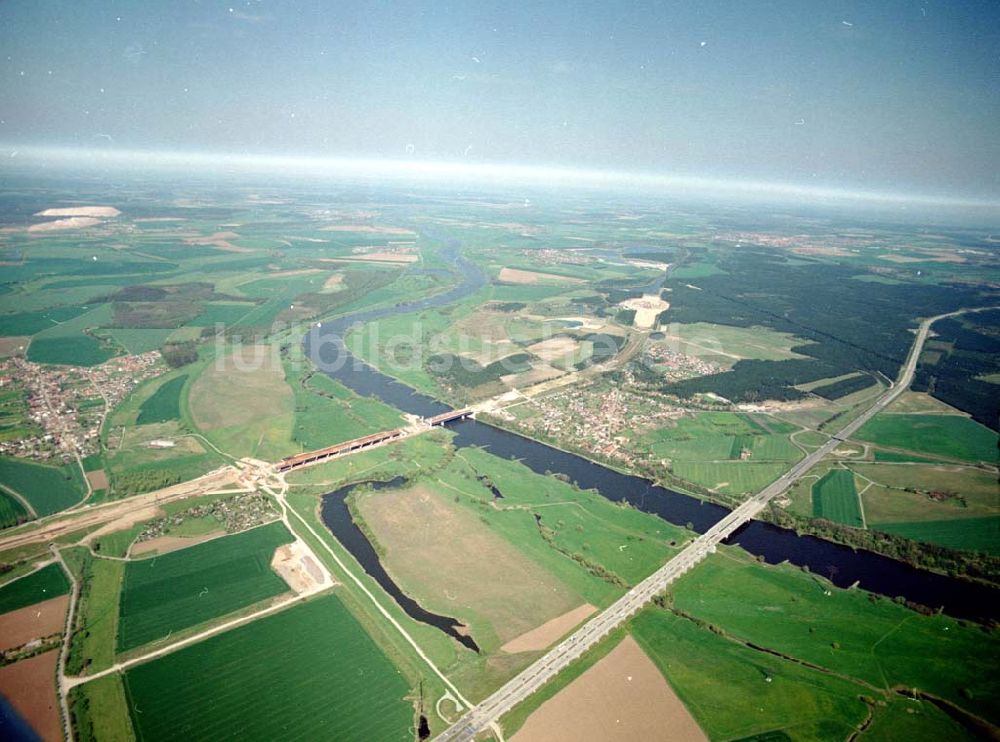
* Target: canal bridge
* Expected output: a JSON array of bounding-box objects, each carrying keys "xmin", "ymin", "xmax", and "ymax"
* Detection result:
[{"xmin": 276, "ymin": 408, "xmax": 474, "ymax": 473}]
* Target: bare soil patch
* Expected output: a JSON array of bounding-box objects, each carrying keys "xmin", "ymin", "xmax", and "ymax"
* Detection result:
[
  {"xmin": 86, "ymin": 470, "xmax": 109, "ymax": 490},
  {"xmin": 501, "ymin": 363, "xmax": 564, "ymax": 388},
  {"xmin": 0, "ymin": 336, "xmax": 28, "ymax": 358},
  {"xmin": 28, "ymin": 216, "xmax": 102, "ymax": 232},
  {"xmin": 511, "ymin": 635, "xmax": 707, "ymax": 742},
  {"xmin": 84, "ymin": 505, "xmax": 163, "ymax": 545},
  {"xmin": 130, "ymin": 531, "xmax": 223, "ymax": 557},
  {"xmin": 35, "ymin": 206, "xmax": 120, "ymax": 218},
  {"xmin": 271, "ymin": 539, "xmax": 332, "ymax": 593},
  {"xmin": 0, "ymin": 649, "xmax": 62, "ymax": 741},
  {"xmin": 499, "ymin": 267, "xmax": 584, "ymax": 285},
  {"xmin": 0, "ymin": 595, "xmax": 69, "ymax": 652},
  {"xmin": 358, "ymin": 485, "xmax": 582, "ymax": 644},
  {"xmin": 501, "ymin": 603, "xmax": 596, "ymax": 654},
  {"xmin": 322, "ymin": 273, "xmax": 345, "ymax": 292},
  {"xmin": 526, "ymin": 336, "xmax": 581, "ymax": 362}
]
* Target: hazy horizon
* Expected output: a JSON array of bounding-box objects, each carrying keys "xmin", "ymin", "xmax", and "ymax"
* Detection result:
[{"xmin": 2, "ymin": 1, "xmax": 998, "ymax": 204}]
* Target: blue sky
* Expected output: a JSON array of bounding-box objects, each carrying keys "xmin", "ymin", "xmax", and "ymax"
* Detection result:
[{"xmin": 1, "ymin": 1, "xmax": 998, "ymax": 199}]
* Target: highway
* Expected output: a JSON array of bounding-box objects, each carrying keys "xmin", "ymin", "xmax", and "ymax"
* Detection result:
[{"xmin": 434, "ymin": 309, "xmax": 964, "ymax": 742}]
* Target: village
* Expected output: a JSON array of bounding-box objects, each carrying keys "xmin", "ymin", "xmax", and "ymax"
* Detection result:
[
  {"xmin": 507, "ymin": 375, "xmax": 684, "ymax": 466},
  {"xmin": 0, "ymin": 352, "xmax": 162, "ymax": 462}
]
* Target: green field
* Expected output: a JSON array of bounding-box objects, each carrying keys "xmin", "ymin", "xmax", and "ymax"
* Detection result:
[
  {"xmin": 632, "ymin": 608, "xmax": 868, "ymax": 741},
  {"xmin": 811, "ymin": 469, "xmax": 863, "ymax": 527},
  {"xmin": 671, "ymin": 460, "xmax": 787, "ymax": 496},
  {"xmin": 858, "ymin": 698, "xmax": 976, "ymax": 742},
  {"xmin": 666, "ymin": 549, "xmax": 1000, "ymax": 726},
  {"xmin": 92, "ymin": 526, "xmax": 144, "ymax": 559},
  {"xmin": 188, "ymin": 302, "xmax": 255, "ymax": 326},
  {"xmin": 640, "ymin": 412, "xmax": 801, "ymax": 463},
  {"xmin": 0, "ymin": 306, "xmax": 90, "ymax": 336},
  {"xmin": 70, "ymin": 674, "xmax": 135, "ymax": 742},
  {"xmin": 875, "ymin": 517, "xmax": 1000, "ymax": 555},
  {"xmin": 27, "ymin": 333, "xmax": 117, "ymax": 366},
  {"xmin": 0, "ymin": 488, "xmax": 29, "ymax": 528},
  {"xmin": 0, "ymin": 456, "xmax": 85, "ymax": 516},
  {"xmin": 99, "ymin": 328, "xmax": 175, "ymax": 354},
  {"xmin": 871, "ymin": 449, "xmax": 939, "ymax": 463},
  {"xmin": 855, "ymin": 413, "xmax": 998, "ymax": 464},
  {"xmin": 0, "ymin": 562, "xmax": 70, "ymax": 613},
  {"xmin": 123, "ymin": 595, "xmax": 413, "ymax": 741},
  {"xmin": 68, "ymin": 554, "xmax": 125, "ymax": 675},
  {"xmin": 117, "ymin": 521, "xmax": 293, "ymax": 651},
  {"xmin": 24, "ymin": 304, "xmax": 119, "ymax": 366},
  {"xmin": 136, "ymin": 375, "xmax": 187, "ymax": 425}
]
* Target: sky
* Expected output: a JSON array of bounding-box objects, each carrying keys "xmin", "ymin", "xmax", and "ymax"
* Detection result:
[{"xmin": 1, "ymin": 1, "xmax": 999, "ymax": 202}]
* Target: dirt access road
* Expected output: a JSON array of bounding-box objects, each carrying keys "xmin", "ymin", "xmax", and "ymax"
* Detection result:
[{"xmin": 0, "ymin": 467, "xmax": 245, "ymax": 553}]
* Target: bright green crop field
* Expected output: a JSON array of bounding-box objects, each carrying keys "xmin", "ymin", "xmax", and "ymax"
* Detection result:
[
  {"xmin": 811, "ymin": 469, "xmax": 863, "ymax": 527},
  {"xmin": 123, "ymin": 595, "xmax": 413, "ymax": 741},
  {"xmin": 875, "ymin": 517, "xmax": 1000, "ymax": 555},
  {"xmin": 666, "ymin": 549, "xmax": 1000, "ymax": 727},
  {"xmin": 0, "ymin": 562, "xmax": 70, "ymax": 613},
  {"xmin": 855, "ymin": 413, "xmax": 998, "ymax": 464},
  {"xmin": 0, "ymin": 488, "xmax": 29, "ymax": 528},
  {"xmin": 117, "ymin": 521, "xmax": 293, "ymax": 651},
  {"xmin": 0, "ymin": 456, "xmax": 85, "ymax": 516},
  {"xmin": 135, "ymin": 375, "xmax": 187, "ymax": 425}
]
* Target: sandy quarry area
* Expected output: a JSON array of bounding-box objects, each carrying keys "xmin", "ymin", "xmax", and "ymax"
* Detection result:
[
  {"xmin": 0, "ymin": 595, "xmax": 70, "ymax": 652},
  {"xmin": 499, "ymin": 267, "xmax": 584, "ymax": 284},
  {"xmin": 35, "ymin": 206, "xmax": 121, "ymax": 218},
  {"xmin": 0, "ymin": 649, "xmax": 62, "ymax": 742},
  {"xmin": 510, "ymin": 635, "xmax": 707, "ymax": 742},
  {"xmin": 619, "ymin": 294, "xmax": 670, "ymax": 329},
  {"xmin": 321, "ymin": 224, "xmax": 415, "ymax": 235},
  {"xmin": 271, "ymin": 539, "xmax": 332, "ymax": 594},
  {"xmin": 28, "ymin": 216, "xmax": 102, "ymax": 232},
  {"xmin": 501, "ymin": 603, "xmax": 596, "ymax": 654}
]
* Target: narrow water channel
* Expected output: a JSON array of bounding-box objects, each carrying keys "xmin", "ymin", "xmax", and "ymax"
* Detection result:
[{"xmin": 320, "ymin": 477, "xmax": 480, "ymax": 652}]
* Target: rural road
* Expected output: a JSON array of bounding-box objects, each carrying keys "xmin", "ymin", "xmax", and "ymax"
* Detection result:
[
  {"xmin": 434, "ymin": 308, "xmax": 985, "ymax": 741},
  {"xmin": 0, "ymin": 467, "xmax": 246, "ymax": 552}
]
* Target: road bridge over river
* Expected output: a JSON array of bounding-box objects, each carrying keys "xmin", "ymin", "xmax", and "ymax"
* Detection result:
[{"xmin": 434, "ymin": 309, "xmax": 976, "ymax": 741}]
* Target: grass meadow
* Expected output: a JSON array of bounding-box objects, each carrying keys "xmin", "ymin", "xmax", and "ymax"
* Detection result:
[{"xmin": 855, "ymin": 413, "xmax": 998, "ymax": 464}]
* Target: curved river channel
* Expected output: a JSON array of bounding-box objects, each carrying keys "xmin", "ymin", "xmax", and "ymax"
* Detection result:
[{"xmin": 303, "ymin": 243, "xmax": 997, "ymax": 649}]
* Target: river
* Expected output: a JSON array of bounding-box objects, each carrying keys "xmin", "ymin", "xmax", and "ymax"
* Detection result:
[{"xmin": 306, "ymin": 240, "xmax": 996, "ymax": 643}]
